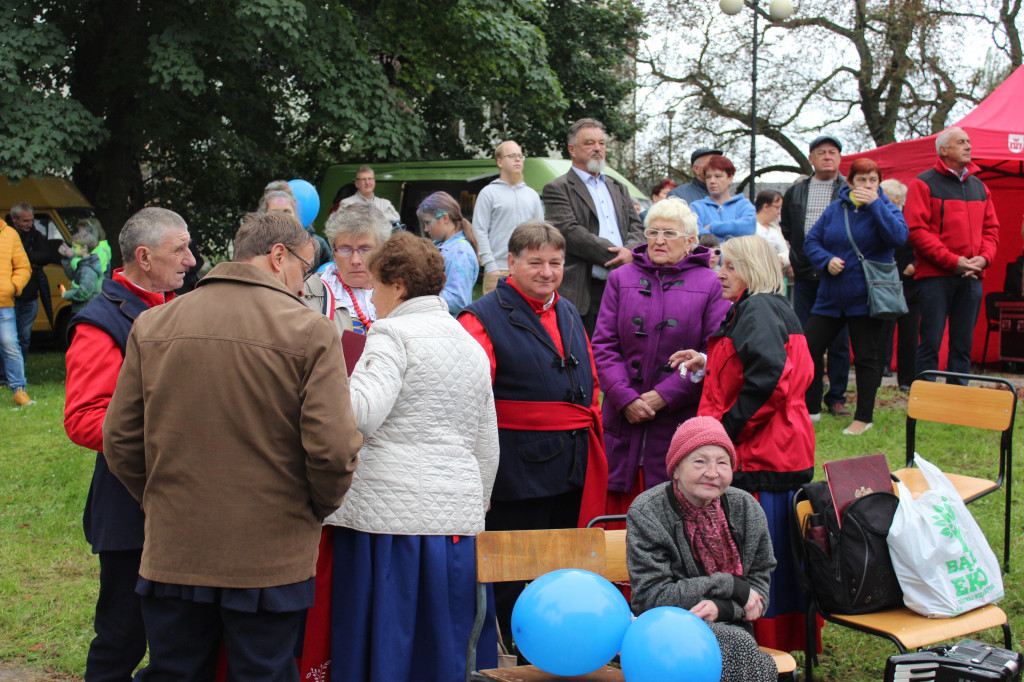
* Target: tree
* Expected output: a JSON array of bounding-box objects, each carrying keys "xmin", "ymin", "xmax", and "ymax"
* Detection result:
[
  {"xmin": 636, "ymin": 0, "xmax": 1017, "ymax": 180},
  {"xmin": 0, "ymin": 0, "xmax": 643, "ymax": 257}
]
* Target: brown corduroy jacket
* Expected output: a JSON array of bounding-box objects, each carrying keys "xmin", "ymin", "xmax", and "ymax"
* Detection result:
[{"xmin": 103, "ymin": 262, "xmax": 361, "ymax": 588}]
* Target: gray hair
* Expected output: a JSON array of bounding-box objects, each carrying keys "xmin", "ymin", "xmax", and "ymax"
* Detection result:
[
  {"xmin": 643, "ymin": 197, "xmax": 699, "ymax": 238},
  {"xmin": 935, "ymin": 127, "xmax": 964, "ymax": 155},
  {"xmin": 720, "ymin": 235, "xmax": 785, "ymax": 296},
  {"xmin": 880, "ymin": 179, "xmax": 908, "ymax": 209},
  {"xmin": 118, "ymin": 208, "xmax": 188, "ymax": 265},
  {"xmin": 567, "ymin": 118, "xmax": 605, "ymax": 146},
  {"xmin": 324, "ymin": 203, "xmax": 391, "ymax": 250},
  {"xmin": 10, "ymin": 202, "xmax": 32, "ymax": 219},
  {"xmin": 356, "ymin": 165, "xmax": 374, "ymax": 176},
  {"xmin": 258, "ymin": 190, "xmax": 298, "ymax": 214}
]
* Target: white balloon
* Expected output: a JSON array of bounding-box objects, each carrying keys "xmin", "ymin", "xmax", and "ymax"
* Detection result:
[
  {"xmin": 769, "ymin": 0, "xmax": 793, "ymax": 19},
  {"xmin": 719, "ymin": 0, "xmax": 744, "ymax": 16}
]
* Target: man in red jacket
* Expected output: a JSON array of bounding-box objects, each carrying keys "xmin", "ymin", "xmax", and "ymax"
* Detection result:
[{"xmin": 904, "ymin": 127, "xmax": 999, "ymax": 384}]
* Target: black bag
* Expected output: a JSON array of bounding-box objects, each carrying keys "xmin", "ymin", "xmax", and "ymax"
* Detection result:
[
  {"xmin": 799, "ymin": 481, "xmax": 903, "ymax": 614},
  {"xmin": 884, "ymin": 640, "xmax": 1022, "ymax": 682},
  {"xmin": 843, "ymin": 207, "xmax": 909, "ymax": 320}
]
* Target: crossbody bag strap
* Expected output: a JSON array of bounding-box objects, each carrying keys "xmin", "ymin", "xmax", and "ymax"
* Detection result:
[{"xmin": 842, "ymin": 206, "xmax": 866, "ymax": 263}]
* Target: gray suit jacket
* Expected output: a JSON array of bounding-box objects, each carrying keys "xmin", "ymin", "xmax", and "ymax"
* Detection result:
[{"xmin": 542, "ymin": 169, "xmax": 645, "ymax": 315}]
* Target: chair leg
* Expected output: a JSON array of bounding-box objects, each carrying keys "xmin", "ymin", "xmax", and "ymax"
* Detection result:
[
  {"xmin": 804, "ymin": 605, "xmax": 816, "ymax": 682},
  {"xmin": 1002, "ymin": 621, "xmax": 1012, "ymax": 649},
  {"xmin": 982, "ymin": 330, "xmax": 991, "ymax": 374}
]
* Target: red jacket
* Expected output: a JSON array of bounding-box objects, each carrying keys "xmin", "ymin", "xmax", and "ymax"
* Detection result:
[
  {"xmin": 904, "ymin": 160, "xmax": 1000, "ymax": 279},
  {"xmin": 698, "ymin": 291, "xmax": 815, "ymax": 492}
]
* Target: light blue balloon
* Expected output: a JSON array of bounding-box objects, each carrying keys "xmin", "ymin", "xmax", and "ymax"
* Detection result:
[
  {"xmin": 620, "ymin": 606, "xmax": 722, "ymax": 682},
  {"xmin": 288, "ymin": 179, "xmax": 320, "ymax": 228},
  {"xmin": 511, "ymin": 569, "xmax": 632, "ymax": 676}
]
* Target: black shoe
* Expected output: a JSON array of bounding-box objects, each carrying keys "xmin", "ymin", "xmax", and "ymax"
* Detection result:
[
  {"xmin": 881, "ymin": 368, "xmax": 893, "ymax": 377},
  {"xmin": 898, "ymin": 384, "xmax": 911, "ymax": 392}
]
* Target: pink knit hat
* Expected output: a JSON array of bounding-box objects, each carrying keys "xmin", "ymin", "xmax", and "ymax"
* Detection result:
[{"xmin": 665, "ymin": 416, "xmax": 737, "ymax": 478}]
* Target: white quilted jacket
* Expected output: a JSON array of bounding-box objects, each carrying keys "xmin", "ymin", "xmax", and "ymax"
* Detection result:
[{"xmin": 323, "ymin": 295, "xmax": 499, "ymax": 535}]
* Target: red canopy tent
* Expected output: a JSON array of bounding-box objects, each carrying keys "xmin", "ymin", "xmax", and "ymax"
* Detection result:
[{"xmin": 841, "ymin": 65, "xmax": 1024, "ymax": 365}]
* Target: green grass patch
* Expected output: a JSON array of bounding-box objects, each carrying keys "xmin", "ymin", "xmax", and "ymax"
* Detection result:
[{"xmin": 2, "ymin": 353, "xmax": 1023, "ymax": 680}]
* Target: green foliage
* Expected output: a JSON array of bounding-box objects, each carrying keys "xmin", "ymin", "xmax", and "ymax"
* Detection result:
[{"xmin": 0, "ymin": 0, "xmax": 643, "ymax": 258}]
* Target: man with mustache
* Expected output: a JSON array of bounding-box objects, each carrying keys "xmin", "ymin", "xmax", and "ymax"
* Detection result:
[{"xmin": 542, "ymin": 118, "xmax": 644, "ymax": 337}]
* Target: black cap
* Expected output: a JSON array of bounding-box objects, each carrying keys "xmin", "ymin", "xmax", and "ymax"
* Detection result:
[
  {"xmin": 809, "ymin": 135, "xmax": 842, "ymax": 153},
  {"xmin": 690, "ymin": 148, "xmax": 723, "ymax": 165}
]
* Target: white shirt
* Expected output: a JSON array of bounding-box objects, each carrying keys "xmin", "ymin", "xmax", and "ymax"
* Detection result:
[
  {"xmin": 571, "ymin": 166, "xmax": 622, "ymax": 280},
  {"xmin": 340, "ymin": 192, "xmax": 400, "ymax": 223}
]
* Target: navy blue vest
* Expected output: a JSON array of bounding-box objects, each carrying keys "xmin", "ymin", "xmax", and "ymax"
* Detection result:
[
  {"xmin": 68, "ymin": 278, "xmax": 151, "ymax": 553},
  {"xmin": 464, "ymin": 280, "xmax": 593, "ymax": 501}
]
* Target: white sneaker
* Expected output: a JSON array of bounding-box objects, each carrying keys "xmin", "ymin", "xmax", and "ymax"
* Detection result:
[
  {"xmin": 843, "ymin": 422, "xmax": 874, "ymax": 436},
  {"xmin": 809, "ymin": 413, "xmax": 821, "ymax": 424}
]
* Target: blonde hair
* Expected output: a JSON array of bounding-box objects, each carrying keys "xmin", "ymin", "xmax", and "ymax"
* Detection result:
[
  {"xmin": 643, "ymin": 197, "xmax": 698, "ymax": 238},
  {"xmin": 721, "ymin": 235, "xmax": 785, "ymax": 295},
  {"xmin": 880, "ymin": 179, "xmax": 907, "ymax": 209}
]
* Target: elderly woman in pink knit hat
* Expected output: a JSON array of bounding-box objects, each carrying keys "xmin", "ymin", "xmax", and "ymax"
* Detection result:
[{"xmin": 625, "ymin": 416, "xmax": 777, "ymax": 682}]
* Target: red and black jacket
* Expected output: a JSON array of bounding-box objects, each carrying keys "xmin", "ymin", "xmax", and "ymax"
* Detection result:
[{"xmin": 698, "ymin": 291, "xmax": 815, "ymax": 492}]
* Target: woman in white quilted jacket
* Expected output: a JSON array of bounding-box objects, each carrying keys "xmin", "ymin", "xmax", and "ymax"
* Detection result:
[{"xmin": 317, "ymin": 231, "xmax": 500, "ymax": 682}]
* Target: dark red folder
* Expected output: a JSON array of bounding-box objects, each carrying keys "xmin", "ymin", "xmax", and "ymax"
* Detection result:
[
  {"xmin": 341, "ymin": 330, "xmax": 366, "ymax": 376},
  {"xmin": 823, "ymin": 453, "xmax": 893, "ymax": 527}
]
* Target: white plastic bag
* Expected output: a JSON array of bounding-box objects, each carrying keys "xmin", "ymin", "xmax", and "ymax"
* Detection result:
[{"xmin": 888, "ymin": 454, "xmax": 1004, "ymax": 617}]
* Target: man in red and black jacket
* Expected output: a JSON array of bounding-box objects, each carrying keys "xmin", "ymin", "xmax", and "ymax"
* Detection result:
[{"xmin": 904, "ymin": 127, "xmax": 999, "ymax": 384}]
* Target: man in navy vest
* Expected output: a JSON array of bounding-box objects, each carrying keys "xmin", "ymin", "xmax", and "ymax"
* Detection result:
[
  {"xmin": 64, "ymin": 207, "xmax": 195, "ymax": 681},
  {"xmin": 460, "ymin": 221, "xmax": 608, "ymax": 652}
]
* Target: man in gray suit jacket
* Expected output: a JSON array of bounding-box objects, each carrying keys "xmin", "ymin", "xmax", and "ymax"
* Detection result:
[{"xmin": 542, "ymin": 118, "xmax": 644, "ymax": 336}]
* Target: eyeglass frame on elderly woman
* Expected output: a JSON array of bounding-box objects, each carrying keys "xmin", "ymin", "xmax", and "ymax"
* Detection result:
[{"xmin": 643, "ymin": 228, "xmax": 688, "ymax": 240}]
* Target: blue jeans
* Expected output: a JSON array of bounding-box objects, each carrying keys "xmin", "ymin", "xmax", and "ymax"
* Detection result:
[
  {"xmin": 793, "ymin": 279, "xmax": 849, "ymax": 408},
  {"xmin": 917, "ymin": 276, "xmax": 982, "ymax": 385},
  {"xmin": 14, "ymin": 297, "xmax": 37, "ymax": 357},
  {"xmin": 0, "ymin": 307, "xmax": 27, "ymax": 391}
]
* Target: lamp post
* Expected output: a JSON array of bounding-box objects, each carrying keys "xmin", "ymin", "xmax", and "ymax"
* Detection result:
[
  {"xmin": 667, "ymin": 109, "xmax": 676, "ymax": 178},
  {"xmin": 718, "ymin": 0, "xmax": 793, "ymax": 200}
]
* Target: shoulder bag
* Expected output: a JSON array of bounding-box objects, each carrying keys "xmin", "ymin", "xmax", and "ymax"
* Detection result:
[{"xmin": 843, "ymin": 206, "xmax": 908, "ymax": 320}]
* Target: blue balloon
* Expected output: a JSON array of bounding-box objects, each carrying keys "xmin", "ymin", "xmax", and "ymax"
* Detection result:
[
  {"xmin": 288, "ymin": 179, "xmax": 320, "ymax": 228},
  {"xmin": 511, "ymin": 569, "xmax": 632, "ymax": 676},
  {"xmin": 620, "ymin": 607, "xmax": 722, "ymax": 682}
]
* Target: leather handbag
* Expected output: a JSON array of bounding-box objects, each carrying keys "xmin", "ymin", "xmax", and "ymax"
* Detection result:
[{"xmin": 843, "ymin": 207, "xmax": 908, "ymax": 320}]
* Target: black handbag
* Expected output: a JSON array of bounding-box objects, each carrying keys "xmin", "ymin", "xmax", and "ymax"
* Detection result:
[{"xmin": 843, "ymin": 206, "xmax": 908, "ymax": 320}]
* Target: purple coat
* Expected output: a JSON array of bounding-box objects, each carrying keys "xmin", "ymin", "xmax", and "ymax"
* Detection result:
[{"xmin": 593, "ymin": 244, "xmax": 731, "ymax": 493}]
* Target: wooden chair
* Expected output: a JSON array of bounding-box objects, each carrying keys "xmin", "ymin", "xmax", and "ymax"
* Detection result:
[
  {"xmin": 465, "ymin": 528, "xmax": 621, "ymax": 681},
  {"xmin": 892, "ymin": 370, "xmax": 1016, "ymax": 572},
  {"xmin": 793, "ymin": 490, "xmax": 1011, "ymax": 682}
]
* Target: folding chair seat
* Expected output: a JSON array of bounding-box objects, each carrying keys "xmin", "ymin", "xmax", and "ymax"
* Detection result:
[
  {"xmin": 892, "ymin": 370, "xmax": 1016, "ymax": 572},
  {"xmin": 793, "ymin": 490, "xmax": 1011, "ymax": 682}
]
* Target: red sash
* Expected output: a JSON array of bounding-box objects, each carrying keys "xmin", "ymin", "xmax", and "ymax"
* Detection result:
[{"xmin": 495, "ymin": 399, "xmax": 608, "ymax": 527}]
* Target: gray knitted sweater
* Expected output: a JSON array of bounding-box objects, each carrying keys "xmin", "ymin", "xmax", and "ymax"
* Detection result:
[{"xmin": 626, "ymin": 482, "xmax": 776, "ymax": 624}]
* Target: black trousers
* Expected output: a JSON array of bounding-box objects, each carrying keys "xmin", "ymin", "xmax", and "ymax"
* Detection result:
[
  {"xmin": 485, "ymin": 489, "xmax": 584, "ymax": 656},
  {"xmin": 805, "ymin": 313, "xmax": 886, "ymax": 423},
  {"xmin": 86, "ymin": 549, "xmax": 147, "ymax": 682},
  {"xmin": 580, "ymin": 277, "xmax": 607, "ymax": 340},
  {"xmin": 136, "ymin": 593, "xmax": 304, "ymax": 682}
]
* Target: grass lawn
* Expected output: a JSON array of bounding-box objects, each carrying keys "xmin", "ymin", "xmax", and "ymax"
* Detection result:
[{"xmin": 2, "ymin": 351, "xmax": 1023, "ymax": 680}]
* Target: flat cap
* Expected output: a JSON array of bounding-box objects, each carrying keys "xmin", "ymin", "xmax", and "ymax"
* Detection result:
[
  {"xmin": 690, "ymin": 148, "xmax": 723, "ymax": 164},
  {"xmin": 809, "ymin": 135, "xmax": 842, "ymax": 153}
]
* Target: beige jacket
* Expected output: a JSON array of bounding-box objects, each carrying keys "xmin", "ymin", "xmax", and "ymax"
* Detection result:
[{"xmin": 103, "ymin": 262, "xmax": 362, "ymax": 588}]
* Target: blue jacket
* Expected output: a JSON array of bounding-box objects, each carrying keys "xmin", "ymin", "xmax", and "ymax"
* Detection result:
[
  {"xmin": 804, "ymin": 186, "xmax": 908, "ymax": 318},
  {"xmin": 691, "ymin": 195, "xmax": 757, "ymax": 241}
]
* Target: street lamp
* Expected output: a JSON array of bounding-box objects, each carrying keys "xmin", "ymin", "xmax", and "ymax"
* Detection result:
[
  {"xmin": 666, "ymin": 109, "xmax": 676, "ymax": 178},
  {"xmin": 719, "ymin": 0, "xmax": 793, "ymax": 199}
]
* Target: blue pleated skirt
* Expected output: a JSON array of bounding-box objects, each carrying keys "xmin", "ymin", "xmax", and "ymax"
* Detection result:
[{"xmin": 330, "ymin": 528, "xmax": 497, "ymax": 682}]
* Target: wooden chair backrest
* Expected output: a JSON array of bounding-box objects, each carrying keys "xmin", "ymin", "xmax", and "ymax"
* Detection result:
[
  {"xmin": 908, "ymin": 380, "xmax": 1014, "ymax": 431},
  {"xmin": 475, "ymin": 528, "xmax": 606, "ymax": 584},
  {"xmin": 602, "ymin": 529, "xmax": 629, "ymax": 582}
]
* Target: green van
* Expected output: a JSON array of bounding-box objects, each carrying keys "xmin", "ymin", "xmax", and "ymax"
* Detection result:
[
  {"xmin": 313, "ymin": 158, "xmax": 647, "ymax": 234},
  {"xmin": 1, "ymin": 175, "xmax": 96, "ymax": 347}
]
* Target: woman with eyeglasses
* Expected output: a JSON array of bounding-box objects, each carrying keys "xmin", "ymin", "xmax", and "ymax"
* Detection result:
[
  {"xmin": 318, "ymin": 203, "xmax": 393, "ymax": 334},
  {"xmin": 418, "ymin": 191, "xmax": 480, "ymax": 316},
  {"xmin": 592, "ymin": 197, "xmax": 731, "ymax": 512}
]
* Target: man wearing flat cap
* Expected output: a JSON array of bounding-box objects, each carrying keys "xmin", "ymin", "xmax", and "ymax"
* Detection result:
[
  {"xmin": 668, "ymin": 148, "xmax": 724, "ymax": 205},
  {"xmin": 780, "ymin": 134, "xmax": 851, "ymax": 421}
]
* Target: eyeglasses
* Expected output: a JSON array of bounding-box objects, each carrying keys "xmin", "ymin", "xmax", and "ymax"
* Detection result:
[
  {"xmin": 644, "ymin": 228, "xmax": 685, "ymax": 240},
  {"xmin": 355, "ymin": 176, "xmax": 374, "ymax": 183},
  {"xmin": 284, "ymin": 246, "xmax": 315, "ymax": 282},
  {"xmin": 500, "ymin": 154, "xmax": 526, "ymax": 161},
  {"xmin": 335, "ymin": 246, "xmax": 374, "ymax": 258}
]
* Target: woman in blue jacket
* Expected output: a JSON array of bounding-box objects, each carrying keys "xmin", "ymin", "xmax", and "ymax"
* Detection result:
[
  {"xmin": 690, "ymin": 155, "xmax": 756, "ymax": 241},
  {"xmin": 803, "ymin": 158, "xmax": 908, "ymax": 435}
]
